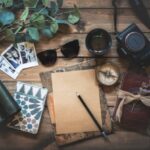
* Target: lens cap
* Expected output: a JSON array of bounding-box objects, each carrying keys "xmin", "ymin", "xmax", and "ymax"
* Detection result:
[{"xmin": 125, "ymin": 32, "xmax": 145, "ymax": 52}]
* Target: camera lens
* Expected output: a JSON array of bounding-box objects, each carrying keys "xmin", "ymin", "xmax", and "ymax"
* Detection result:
[
  {"xmin": 86, "ymin": 29, "xmax": 112, "ymax": 56},
  {"xmin": 125, "ymin": 32, "xmax": 145, "ymax": 52}
]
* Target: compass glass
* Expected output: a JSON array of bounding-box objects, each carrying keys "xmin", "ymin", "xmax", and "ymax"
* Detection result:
[{"xmin": 96, "ymin": 63, "xmax": 120, "ymax": 86}]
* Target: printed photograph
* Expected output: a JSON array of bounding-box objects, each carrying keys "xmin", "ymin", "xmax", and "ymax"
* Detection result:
[
  {"xmin": 17, "ymin": 42, "xmax": 38, "ymax": 69},
  {"xmin": 2, "ymin": 45, "xmax": 22, "ymax": 69},
  {"xmin": 0, "ymin": 56, "xmax": 19, "ymax": 79}
]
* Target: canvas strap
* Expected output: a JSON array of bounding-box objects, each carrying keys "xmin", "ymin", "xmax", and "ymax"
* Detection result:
[{"xmin": 115, "ymin": 90, "xmax": 150, "ymax": 122}]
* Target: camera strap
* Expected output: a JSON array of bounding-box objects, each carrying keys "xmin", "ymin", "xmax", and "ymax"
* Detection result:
[
  {"xmin": 112, "ymin": 0, "xmax": 118, "ymax": 34},
  {"xmin": 112, "ymin": 0, "xmax": 150, "ymax": 32},
  {"xmin": 129, "ymin": 0, "xmax": 150, "ymax": 29}
]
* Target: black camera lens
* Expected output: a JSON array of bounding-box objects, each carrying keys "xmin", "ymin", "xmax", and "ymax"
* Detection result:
[
  {"xmin": 86, "ymin": 29, "xmax": 112, "ymax": 56},
  {"xmin": 125, "ymin": 32, "xmax": 146, "ymax": 52}
]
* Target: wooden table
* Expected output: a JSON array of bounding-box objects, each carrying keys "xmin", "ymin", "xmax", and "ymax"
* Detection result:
[{"xmin": 0, "ymin": 0, "xmax": 150, "ymax": 150}]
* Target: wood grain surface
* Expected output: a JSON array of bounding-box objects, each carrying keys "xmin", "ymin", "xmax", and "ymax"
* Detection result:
[{"xmin": 0, "ymin": 0, "xmax": 150, "ymax": 150}]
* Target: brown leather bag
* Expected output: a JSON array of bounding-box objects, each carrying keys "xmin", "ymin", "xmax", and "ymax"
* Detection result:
[{"xmin": 113, "ymin": 72, "xmax": 150, "ymax": 135}]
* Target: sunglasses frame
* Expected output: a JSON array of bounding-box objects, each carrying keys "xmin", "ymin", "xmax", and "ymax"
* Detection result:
[{"xmin": 37, "ymin": 39, "xmax": 80, "ymax": 66}]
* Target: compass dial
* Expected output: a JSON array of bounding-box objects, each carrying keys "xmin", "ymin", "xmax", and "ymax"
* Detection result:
[{"xmin": 96, "ymin": 63, "xmax": 120, "ymax": 86}]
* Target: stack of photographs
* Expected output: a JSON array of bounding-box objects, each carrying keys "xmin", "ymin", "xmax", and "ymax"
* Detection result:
[{"xmin": 0, "ymin": 42, "xmax": 38, "ymax": 79}]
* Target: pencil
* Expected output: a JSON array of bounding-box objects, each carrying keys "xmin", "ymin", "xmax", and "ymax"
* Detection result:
[{"xmin": 76, "ymin": 92, "xmax": 109, "ymax": 141}]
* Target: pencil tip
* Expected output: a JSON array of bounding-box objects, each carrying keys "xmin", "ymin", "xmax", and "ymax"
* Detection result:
[{"xmin": 76, "ymin": 92, "xmax": 79, "ymax": 96}]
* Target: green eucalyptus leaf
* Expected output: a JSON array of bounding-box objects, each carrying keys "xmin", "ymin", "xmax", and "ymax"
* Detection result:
[
  {"xmin": 50, "ymin": 18, "xmax": 58, "ymax": 34},
  {"xmin": 20, "ymin": 7, "xmax": 29, "ymax": 21},
  {"xmin": 30, "ymin": 13, "xmax": 45, "ymax": 28},
  {"xmin": 68, "ymin": 14, "xmax": 79, "ymax": 24},
  {"xmin": 42, "ymin": 27, "xmax": 53, "ymax": 38},
  {"xmin": 24, "ymin": 0, "xmax": 38, "ymax": 8},
  {"xmin": 57, "ymin": 0, "xmax": 63, "ymax": 8},
  {"xmin": 68, "ymin": 5, "xmax": 80, "ymax": 24},
  {"xmin": 51, "ymin": 1, "xmax": 58, "ymax": 15},
  {"xmin": 42, "ymin": 0, "xmax": 50, "ymax": 7},
  {"xmin": 4, "ymin": 29, "xmax": 15, "ymax": 41},
  {"xmin": 2, "ymin": 0, "xmax": 13, "ymax": 7},
  {"xmin": 0, "ymin": 10, "xmax": 15, "ymax": 25},
  {"xmin": 40, "ymin": 8, "xmax": 49, "ymax": 15},
  {"xmin": 26, "ymin": 27, "xmax": 40, "ymax": 42}
]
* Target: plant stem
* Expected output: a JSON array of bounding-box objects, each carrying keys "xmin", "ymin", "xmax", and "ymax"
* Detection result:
[{"xmin": 56, "ymin": 10, "xmax": 73, "ymax": 16}]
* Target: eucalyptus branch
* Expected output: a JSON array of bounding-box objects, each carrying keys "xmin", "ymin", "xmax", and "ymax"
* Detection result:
[
  {"xmin": 0, "ymin": 24, "xmax": 13, "ymax": 33},
  {"xmin": 0, "ymin": 0, "xmax": 81, "ymax": 43},
  {"xmin": 0, "ymin": 21, "xmax": 24, "ymax": 33}
]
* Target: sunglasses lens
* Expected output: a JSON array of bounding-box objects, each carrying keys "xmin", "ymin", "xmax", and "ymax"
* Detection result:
[
  {"xmin": 37, "ymin": 50, "xmax": 57, "ymax": 66},
  {"xmin": 61, "ymin": 40, "xmax": 80, "ymax": 58}
]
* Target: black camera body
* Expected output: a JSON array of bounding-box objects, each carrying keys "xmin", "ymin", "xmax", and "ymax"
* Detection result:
[{"xmin": 116, "ymin": 24, "xmax": 150, "ymax": 67}]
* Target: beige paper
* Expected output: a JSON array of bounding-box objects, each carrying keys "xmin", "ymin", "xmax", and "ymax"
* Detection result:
[
  {"xmin": 52, "ymin": 69, "xmax": 102, "ymax": 134},
  {"xmin": 47, "ymin": 93, "xmax": 56, "ymax": 124}
]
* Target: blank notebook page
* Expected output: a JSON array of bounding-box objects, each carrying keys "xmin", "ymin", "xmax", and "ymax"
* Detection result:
[{"xmin": 52, "ymin": 69, "xmax": 102, "ymax": 134}]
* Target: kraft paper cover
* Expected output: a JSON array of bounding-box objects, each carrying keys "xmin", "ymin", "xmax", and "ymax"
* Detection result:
[{"xmin": 52, "ymin": 69, "xmax": 102, "ymax": 134}]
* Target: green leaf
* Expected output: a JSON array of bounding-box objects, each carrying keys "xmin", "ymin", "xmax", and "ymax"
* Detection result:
[
  {"xmin": 24, "ymin": 0, "xmax": 38, "ymax": 8},
  {"xmin": 26, "ymin": 27, "xmax": 40, "ymax": 42},
  {"xmin": 39, "ymin": 8, "xmax": 49, "ymax": 15},
  {"xmin": 51, "ymin": 1, "xmax": 59, "ymax": 15},
  {"xmin": 30, "ymin": 13, "xmax": 45, "ymax": 28},
  {"xmin": 68, "ymin": 14, "xmax": 79, "ymax": 24},
  {"xmin": 41, "ymin": 27, "xmax": 53, "ymax": 38},
  {"xmin": 57, "ymin": 0, "xmax": 63, "ymax": 8},
  {"xmin": 42, "ymin": 0, "xmax": 50, "ymax": 7},
  {"xmin": 50, "ymin": 18, "xmax": 58, "ymax": 34},
  {"xmin": 4, "ymin": 29, "xmax": 15, "ymax": 41},
  {"xmin": 20, "ymin": 7, "xmax": 29, "ymax": 21},
  {"xmin": 3, "ymin": 0, "xmax": 13, "ymax": 7},
  {"xmin": 0, "ymin": 10, "xmax": 15, "ymax": 25},
  {"xmin": 68, "ymin": 5, "xmax": 80, "ymax": 24}
]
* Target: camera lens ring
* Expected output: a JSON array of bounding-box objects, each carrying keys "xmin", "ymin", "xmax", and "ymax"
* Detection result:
[{"xmin": 125, "ymin": 32, "xmax": 146, "ymax": 52}]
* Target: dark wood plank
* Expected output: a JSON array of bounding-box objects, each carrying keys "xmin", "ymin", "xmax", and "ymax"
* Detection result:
[
  {"xmin": 0, "ymin": 109, "xmax": 57, "ymax": 150},
  {"xmin": 58, "ymin": 9, "xmax": 150, "ymax": 33},
  {"xmin": 62, "ymin": 0, "xmax": 150, "ymax": 8},
  {"xmin": 61, "ymin": 131, "xmax": 150, "ymax": 150},
  {"xmin": 0, "ymin": 1, "xmax": 150, "ymax": 149}
]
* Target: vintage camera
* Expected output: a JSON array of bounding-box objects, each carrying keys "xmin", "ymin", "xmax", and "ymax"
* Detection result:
[{"xmin": 116, "ymin": 24, "xmax": 150, "ymax": 67}]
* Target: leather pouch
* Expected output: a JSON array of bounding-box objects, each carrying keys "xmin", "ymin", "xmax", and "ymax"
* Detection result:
[{"xmin": 0, "ymin": 81, "xmax": 20, "ymax": 125}]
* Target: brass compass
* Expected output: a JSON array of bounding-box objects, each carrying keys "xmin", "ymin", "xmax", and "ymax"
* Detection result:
[{"xmin": 96, "ymin": 62, "xmax": 120, "ymax": 86}]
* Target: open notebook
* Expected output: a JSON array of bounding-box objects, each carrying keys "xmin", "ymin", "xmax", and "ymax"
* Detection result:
[{"xmin": 40, "ymin": 59, "xmax": 112, "ymax": 146}]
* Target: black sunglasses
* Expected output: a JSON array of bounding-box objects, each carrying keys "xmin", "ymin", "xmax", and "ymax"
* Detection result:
[{"xmin": 37, "ymin": 40, "xmax": 80, "ymax": 66}]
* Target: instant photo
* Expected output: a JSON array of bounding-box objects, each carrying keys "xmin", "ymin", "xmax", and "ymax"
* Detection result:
[
  {"xmin": 17, "ymin": 42, "xmax": 38, "ymax": 69},
  {"xmin": 1, "ymin": 45, "xmax": 22, "ymax": 73},
  {"xmin": 0, "ymin": 56, "xmax": 19, "ymax": 79}
]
